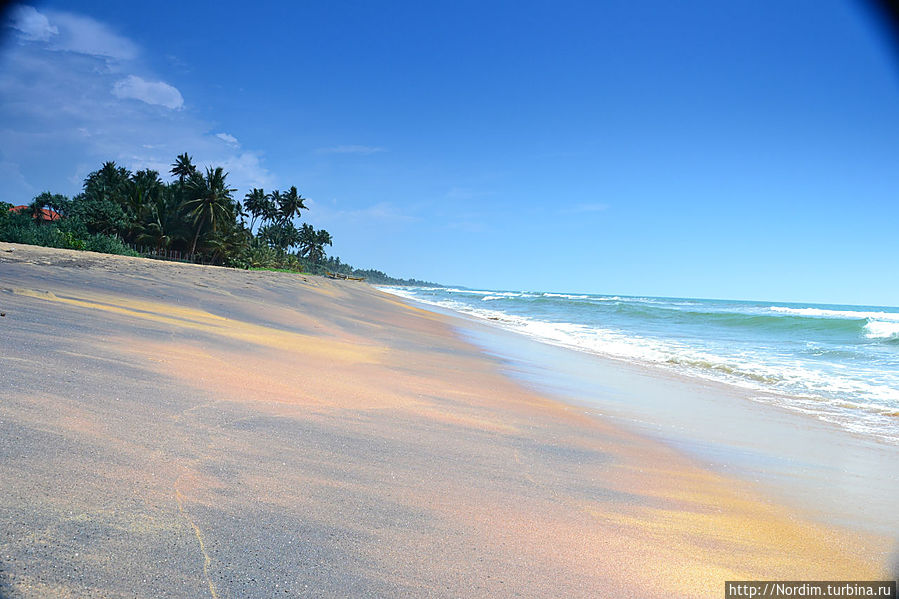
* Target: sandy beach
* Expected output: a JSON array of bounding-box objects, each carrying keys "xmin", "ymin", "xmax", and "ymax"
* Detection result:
[{"xmin": 0, "ymin": 243, "xmax": 893, "ymax": 598}]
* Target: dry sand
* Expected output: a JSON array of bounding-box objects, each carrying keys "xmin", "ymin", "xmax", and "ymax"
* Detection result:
[{"xmin": 0, "ymin": 243, "xmax": 891, "ymax": 598}]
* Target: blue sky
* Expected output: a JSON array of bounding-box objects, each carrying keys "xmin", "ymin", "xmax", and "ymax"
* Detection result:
[{"xmin": 2, "ymin": 1, "xmax": 898, "ymax": 305}]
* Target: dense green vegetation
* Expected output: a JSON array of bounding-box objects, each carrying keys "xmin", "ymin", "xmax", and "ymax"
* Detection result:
[
  {"xmin": 0, "ymin": 153, "xmax": 439, "ymax": 285},
  {"xmin": 315, "ymin": 256, "xmax": 439, "ymax": 286}
]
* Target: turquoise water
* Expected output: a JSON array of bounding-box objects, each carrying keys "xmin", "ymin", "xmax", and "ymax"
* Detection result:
[{"xmin": 379, "ymin": 286, "xmax": 899, "ymax": 445}]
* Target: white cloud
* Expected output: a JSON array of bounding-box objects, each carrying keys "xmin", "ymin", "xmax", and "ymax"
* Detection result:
[
  {"xmin": 215, "ymin": 132, "xmax": 239, "ymax": 146},
  {"xmin": 7, "ymin": 5, "xmax": 58, "ymax": 41},
  {"xmin": 45, "ymin": 9, "xmax": 137, "ymax": 60},
  {"xmin": 219, "ymin": 152, "xmax": 273, "ymax": 189},
  {"xmin": 0, "ymin": 9, "xmax": 274, "ymax": 203},
  {"xmin": 7, "ymin": 5, "xmax": 137, "ymax": 60},
  {"xmin": 316, "ymin": 144, "xmax": 385, "ymax": 155},
  {"xmin": 112, "ymin": 75, "xmax": 184, "ymax": 110}
]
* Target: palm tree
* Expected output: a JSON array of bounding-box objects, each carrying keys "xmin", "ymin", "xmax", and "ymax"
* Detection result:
[
  {"xmin": 125, "ymin": 184, "xmax": 152, "ymax": 242},
  {"xmin": 243, "ymin": 188, "xmax": 270, "ymax": 232},
  {"xmin": 277, "ymin": 186, "xmax": 307, "ymax": 224},
  {"xmin": 234, "ymin": 199, "xmax": 248, "ymax": 226},
  {"xmin": 170, "ymin": 153, "xmax": 197, "ymax": 186},
  {"xmin": 205, "ymin": 227, "xmax": 250, "ymax": 264},
  {"xmin": 132, "ymin": 169, "xmax": 163, "ymax": 192},
  {"xmin": 137, "ymin": 191, "xmax": 179, "ymax": 254},
  {"xmin": 313, "ymin": 228, "xmax": 333, "ymax": 262},
  {"xmin": 258, "ymin": 221, "xmax": 301, "ymax": 252},
  {"xmin": 182, "ymin": 166, "xmax": 236, "ymax": 258},
  {"xmin": 265, "ymin": 190, "xmax": 283, "ymax": 225},
  {"xmin": 138, "ymin": 221, "xmax": 171, "ymax": 254},
  {"xmin": 299, "ymin": 224, "xmax": 332, "ymax": 263},
  {"xmin": 84, "ymin": 161, "xmax": 131, "ymax": 206}
]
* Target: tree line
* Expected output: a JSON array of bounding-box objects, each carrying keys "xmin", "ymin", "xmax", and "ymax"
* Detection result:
[{"xmin": 0, "ymin": 152, "xmax": 438, "ymax": 285}]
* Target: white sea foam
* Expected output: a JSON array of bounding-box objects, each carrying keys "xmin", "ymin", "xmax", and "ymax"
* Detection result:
[
  {"xmin": 379, "ymin": 287, "xmax": 421, "ymax": 301},
  {"xmin": 378, "ymin": 285, "xmax": 899, "ymax": 443},
  {"xmin": 770, "ymin": 306, "xmax": 899, "ymax": 341},
  {"xmin": 864, "ymin": 320, "xmax": 899, "ymax": 340},
  {"xmin": 770, "ymin": 306, "xmax": 899, "ymax": 321},
  {"xmin": 543, "ymin": 292, "xmax": 590, "ymax": 299},
  {"xmin": 444, "ymin": 287, "xmax": 498, "ymax": 296}
]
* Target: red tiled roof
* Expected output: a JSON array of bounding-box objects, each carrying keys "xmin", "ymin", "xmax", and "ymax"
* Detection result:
[{"xmin": 9, "ymin": 205, "xmax": 61, "ymax": 222}]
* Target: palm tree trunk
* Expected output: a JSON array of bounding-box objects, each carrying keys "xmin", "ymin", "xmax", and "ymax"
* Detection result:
[{"xmin": 190, "ymin": 224, "xmax": 202, "ymax": 259}]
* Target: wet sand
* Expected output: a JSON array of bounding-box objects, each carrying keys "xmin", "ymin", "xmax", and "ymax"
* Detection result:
[
  {"xmin": 452, "ymin": 322, "xmax": 899, "ymax": 537},
  {"xmin": 0, "ymin": 243, "xmax": 892, "ymax": 598}
]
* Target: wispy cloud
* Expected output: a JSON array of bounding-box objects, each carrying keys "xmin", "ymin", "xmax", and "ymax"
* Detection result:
[
  {"xmin": 219, "ymin": 152, "xmax": 272, "ymax": 189},
  {"xmin": 165, "ymin": 54, "xmax": 191, "ymax": 73},
  {"xmin": 215, "ymin": 132, "xmax": 239, "ymax": 146},
  {"xmin": 7, "ymin": 5, "xmax": 138, "ymax": 60},
  {"xmin": 7, "ymin": 5, "xmax": 57, "ymax": 41},
  {"xmin": 112, "ymin": 75, "xmax": 184, "ymax": 110},
  {"xmin": 315, "ymin": 144, "xmax": 385, "ymax": 155},
  {"xmin": 43, "ymin": 9, "xmax": 138, "ymax": 60},
  {"xmin": 0, "ymin": 4, "xmax": 274, "ymax": 200},
  {"xmin": 307, "ymin": 199, "xmax": 418, "ymax": 225}
]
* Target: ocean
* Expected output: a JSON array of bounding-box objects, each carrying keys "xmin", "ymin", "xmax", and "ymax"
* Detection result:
[{"xmin": 378, "ymin": 286, "xmax": 899, "ymax": 445}]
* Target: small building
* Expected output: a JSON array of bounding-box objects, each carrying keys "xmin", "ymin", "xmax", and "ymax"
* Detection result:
[{"xmin": 9, "ymin": 205, "xmax": 61, "ymax": 223}]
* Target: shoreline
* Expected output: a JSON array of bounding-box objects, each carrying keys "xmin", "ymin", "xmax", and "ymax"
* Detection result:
[
  {"xmin": 383, "ymin": 287, "xmax": 899, "ymax": 536},
  {"xmin": 0, "ymin": 243, "xmax": 894, "ymax": 597},
  {"xmin": 377, "ymin": 286, "xmax": 899, "ymax": 447},
  {"xmin": 466, "ymin": 319, "xmax": 898, "ymax": 534}
]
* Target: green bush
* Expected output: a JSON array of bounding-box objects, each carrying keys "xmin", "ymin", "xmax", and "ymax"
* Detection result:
[
  {"xmin": 61, "ymin": 231, "xmax": 86, "ymax": 250},
  {"xmin": 245, "ymin": 244, "xmax": 280, "ymax": 268},
  {"xmin": 1, "ymin": 222, "xmax": 69, "ymax": 248},
  {"xmin": 0, "ymin": 217, "xmax": 134, "ymax": 256},
  {"xmin": 83, "ymin": 233, "xmax": 139, "ymax": 256},
  {"xmin": 0, "ymin": 207, "xmax": 34, "ymax": 233}
]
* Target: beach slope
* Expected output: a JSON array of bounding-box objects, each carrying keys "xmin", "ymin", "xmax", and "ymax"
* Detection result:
[{"xmin": 0, "ymin": 243, "xmax": 889, "ymax": 598}]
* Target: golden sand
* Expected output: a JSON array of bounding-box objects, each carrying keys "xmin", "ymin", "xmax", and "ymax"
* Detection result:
[{"xmin": 0, "ymin": 243, "xmax": 891, "ymax": 598}]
